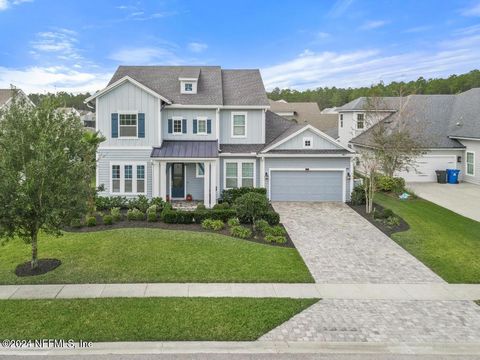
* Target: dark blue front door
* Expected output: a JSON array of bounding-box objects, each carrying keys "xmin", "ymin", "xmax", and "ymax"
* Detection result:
[{"xmin": 171, "ymin": 163, "xmax": 185, "ymax": 198}]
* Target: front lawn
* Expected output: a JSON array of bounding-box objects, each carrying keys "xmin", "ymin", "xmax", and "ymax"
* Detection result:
[
  {"xmin": 0, "ymin": 297, "xmax": 318, "ymax": 341},
  {"xmin": 0, "ymin": 228, "xmax": 313, "ymax": 284},
  {"xmin": 375, "ymin": 193, "xmax": 480, "ymax": 283}
]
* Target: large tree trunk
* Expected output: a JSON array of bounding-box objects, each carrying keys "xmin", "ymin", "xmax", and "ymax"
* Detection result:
[{"xmin": 31, "ymin": 232, "xmax": 38, "ymax": 269}]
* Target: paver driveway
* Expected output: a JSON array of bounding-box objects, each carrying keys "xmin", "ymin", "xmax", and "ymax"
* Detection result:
[{"xmin": 273, "ymin": 202, "xmax": 442, "ymax": 283}]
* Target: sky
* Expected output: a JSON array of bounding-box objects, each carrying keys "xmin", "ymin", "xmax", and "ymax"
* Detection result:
[{"xmin": 1, "ymin": 0, "xmax": 480, "ymax": 93}]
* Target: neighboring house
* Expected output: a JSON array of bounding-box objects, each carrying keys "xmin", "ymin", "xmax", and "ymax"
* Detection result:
[
  {"xmin": 338, "ymin": 90, "xmax": 480, "ymax": 184},
  {"xmin": 268, "ymin": 99, "xmax": 338, "ymax": 139},
  {"xmin": 56, "ymin": 107, "xmax": 96, "ymax": 129},
  {"xmin": 0, "ymin": 88, "xmax": 34, "ymax": 110},
  {"xmin": 85, "ymin": 66, "xmax": 355, "ymax": 207}
]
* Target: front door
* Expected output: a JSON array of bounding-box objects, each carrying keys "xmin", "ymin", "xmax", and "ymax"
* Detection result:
[{"xmin": 171, "ymin": 163, "xmax": 185, "ymax": 198}]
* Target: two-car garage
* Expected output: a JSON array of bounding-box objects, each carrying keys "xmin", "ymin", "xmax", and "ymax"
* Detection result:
[{"xmin": 269, "ymin": 169, "xmax": 346, "ymax": 202}]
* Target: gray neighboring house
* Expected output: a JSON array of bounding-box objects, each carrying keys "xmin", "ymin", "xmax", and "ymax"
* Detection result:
[
  {"xmin": 268, "ymin": 99, "xmax": 339, "ymax": 139},
  {"xmin": 85, "ymin": 66, "xmax": 355, "ymax": 206},
  {"xmin": 0, "ymin": 88, "xmax": 34, "ymax": 110},
  {"xmin": 338, "ymin": 89, "xmax": 480, "ymax": 184}
]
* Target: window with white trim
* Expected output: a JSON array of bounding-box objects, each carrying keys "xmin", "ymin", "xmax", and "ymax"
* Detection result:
[
  {"xmin": 173, "ymin": 118, "xmax": 182, "ymax": 134},
  {"xmin": 184, "ymin": 83, "xmax": 193, "ymax": 92},
  {"xmin": 356, "ymin": 113, "xmax": 365, "ymax": 129},
  {"xmin": 224, "ymin": 161, "xmax": 255, "ymax": 189},
  {"xmin": 110, "ymin": 162, "xmax": 147, "ymax": 194},
  {"xmin": 112, "ymin": 165, "xmax": 121, "ymax": 193},
  {"xmin": 196, "ymin": 163, "xmax": 205, "ymax": 178},
  {"xmin": 231, "ymin": 112, "xmax": 247, "ymax": 137},
  {"xmin": 467, "ymin": 151, "xmax": 475, "ymax": 176},
  {"xmin": 340, "ymin": 114, "xmax": 344, "ymax": 128},
  {"xmin": 303, "ymin": 137, "xmax": 313, "ymax": 148},
  {"xmin": 119, "ymin": 113, "xmax": 137, "ymax": 137},
  {"xmin": 197, "ymin": 118, "xmax": 207, "ymax": 135}
]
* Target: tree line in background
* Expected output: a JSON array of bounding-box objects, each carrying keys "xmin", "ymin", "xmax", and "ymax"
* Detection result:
[
  {"xmin": 28, "ymin": 91, "xmax": 92, "ymax": 110},
  {"xmin": 268, "ymin": 69, "xmax": 480, "ymax": 110}
]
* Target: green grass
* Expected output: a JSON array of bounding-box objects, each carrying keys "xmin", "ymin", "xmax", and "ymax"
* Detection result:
[
  {"xmin": 0, "ymin": 297, "xmax": 318, "ymax": 341},
  {"xmin": 0, "ymin": 228, "xmax": 313, "ymax": 284},
  {"xmin": 375, "ymin": 193, "xmax": 480, "ymax": 283}
]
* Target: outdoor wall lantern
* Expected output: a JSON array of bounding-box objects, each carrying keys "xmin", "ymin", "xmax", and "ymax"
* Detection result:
[{"xmin": 264, "ymin": 172, "xmax": 269, "ymax": 181}]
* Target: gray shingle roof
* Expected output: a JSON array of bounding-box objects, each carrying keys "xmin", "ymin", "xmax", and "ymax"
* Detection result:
[
  {"xmin": 222, "ymin": 70, "xmax": 269, "ymax": 106},
  {"xmin": 0, "ymin": 89, "xmax": 14, "ymax": 107},
  {"xmin": 265, "ymin": 110, "xmax": 296, "ymax": 144},
  {"xmin": 338, "ymin": 97, "xmax": 402, "ymax": 111},
  {"xmin": 448, "ymin": 88, "xmax": 480, "ymax": 139},
  {"xmin": 151, "ymin": 140, "xmax": 218, "ymax": 158},
  {"xmin": 220, "ymin": 144, "xmax": 265, "ymax": 153},
  {"xmin": 107, "ymin": 66, "xmax": 269, "ymax": 106},
  {"xmin": 351, "ymin": 95, "xmax": 466, "ymax": 148}
]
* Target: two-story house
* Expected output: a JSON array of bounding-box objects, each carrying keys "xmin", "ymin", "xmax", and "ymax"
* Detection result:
[
  {"xmin": 337, "ymin": 90, "xmax": 480, "ymax": 184},
  {"xmin": 86, "ymin": 66, "xmax": 355, "ymax": 207}
]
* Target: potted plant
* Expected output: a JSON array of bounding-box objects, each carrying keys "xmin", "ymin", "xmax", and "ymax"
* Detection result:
[{"xmin": 186, "ymin": 194, "xmax": 193, "ymax": 202}]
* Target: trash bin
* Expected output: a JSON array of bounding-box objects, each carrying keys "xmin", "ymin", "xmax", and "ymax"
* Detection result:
[
  {"xmin": 446, "ymin": 169, "xmax": 460, "ymax": 184},
  {"xmin": 435, "ymin": 170, "xmax": 447, "ymax": 184}
]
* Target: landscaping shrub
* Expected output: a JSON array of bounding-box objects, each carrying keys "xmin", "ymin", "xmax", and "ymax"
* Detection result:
[
  {"xmin": 150, "ymin": 197, "xmax": 164, "ymax": 211},
  {"xmin": 221, "ymin": 187, "xmax": 267, "ymax": 204},
  {"xmin": 103, "ymin": 214, "xmax": 113, "ymax": 225},
  {"xmin": 264, "ymin": 235, "xmax": 287, "ymax": 244},
  {"xmin": 146, "ymin": 205, "xmax": 158, "ymax": 222},
  {"xmin": 70, "ymin": 218, "xmax": 82, "ymax": 228},
  {"xmin": 227, "ymin": 217, "xmax": 240, "ymax": 227},
  {"xmin": 234, "ymin": 192, "xmax": 269, "ymax": 224},
  {"xmin": 351, "ymin": 185, "xmax": 366, "ymax": 206},
  {"xmin": 386, "ymin": 216, "xmax": 400, "ymax": 227},
  {"xmin": 201, "ymin": 219, "xmax": 224, "ymax": 231},
  {"xmin": 373, "ymin": 207, "xmax": 394, "ymax": 220},
  {"xmin": 110, "ymin": 207, "xmax": 122, "ymax": 222},
  {"xmin": 95, "ymin": 196, "xmax": 128, "ymax": 211},
  {"xmin": 377, "ymin": 176, "xmax": 405, "ymax": 194},
  {"xmin": 263, "ymin": 225, "xmax": 286, "ymax": 237},
  {"xmin": 261, "ymin": 210, "xmax": 280, "ymax": 225},
  {"xmin": 161, "ymin": 209, "xmax": 195, "ymax": 224},
  {"xmin": 86, "ymin": 216, "xmax": 96, "ymax": 227},
  {"xmin": 213, "ymin": 202, "xmax": 230, "ymax": 210},
  {"xmin": 193, "ymin": 209, "xmax": 237, "ymax": 224},
  {"xmin": 230, "ymin": 225, "xmax": 252, "ymax": 239},
  {"xmin": 128, "ymin": 195, "xmax": 150, "ymax": 213},
  {"xmin": 127, "ymin": 208, "xmax": 144, "ymax": 221},
  {"xmin": 254, "ymin": 219, "xmax": 270, "ymax": 233},
  {"xmin": 196, "ymin": 203, "xmax": 206, "ymax": 210}
]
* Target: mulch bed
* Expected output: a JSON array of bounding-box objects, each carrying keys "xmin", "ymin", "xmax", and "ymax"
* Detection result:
[
  {"xmin": 349, "ymin": 202, "xmax": 409, "ymax": 237},
  {"xmin": 15, "ymin": 259, "xmax": 62, "ymax": 277},
  {"xmin": 65, "ymin": 221, "xmax": 295, "ymax": 248}
]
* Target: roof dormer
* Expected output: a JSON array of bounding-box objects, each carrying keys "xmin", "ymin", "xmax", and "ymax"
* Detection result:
[{"xmin": 179, "ymin": 68, "xmax": 200, "ymax": 94}]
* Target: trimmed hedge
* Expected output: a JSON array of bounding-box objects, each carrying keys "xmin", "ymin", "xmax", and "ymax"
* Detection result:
[{"xmin": 221, "ymin": 187, "xmax": 267, "ymax": 204}]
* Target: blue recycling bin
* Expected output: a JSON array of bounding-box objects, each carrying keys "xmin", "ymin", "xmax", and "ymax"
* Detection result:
[{"xmin": 446, "ymin": 169, "xmax": 460, "ymax": 184}]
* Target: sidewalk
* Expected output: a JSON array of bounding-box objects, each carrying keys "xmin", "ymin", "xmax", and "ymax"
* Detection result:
[{"xmin": 1, "ymin": 283, "xmax": 480, "ymax": 300}]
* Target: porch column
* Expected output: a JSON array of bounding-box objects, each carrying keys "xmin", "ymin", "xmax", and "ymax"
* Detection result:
[
  {"xmin": 160, "ymin": 161, "xmax": 167, "ymax": 200},
  {"xmin": 152, "ymin": 161, "xmax": 160, "ymax": 197},
  {"xmin": 260, "ymin": 157, "xmax": 265, "ymax": 188},
  {"xmin": 203, "ymin": 161, "xmax": 211, "ymax": 208},
  {"xmin": 210, "ymin": 161, "xmax": 217, "ymax": 207}
]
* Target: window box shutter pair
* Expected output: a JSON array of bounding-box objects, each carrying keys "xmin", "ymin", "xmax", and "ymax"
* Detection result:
[
  {"xmin": 111, "ymin": 113, "xmax": 145, "ymax": 138},
  {"xmin": 192, "ymin": 119, "xmax": 212, "ymax": 134},
  {"xmin": 167, "ymin": 119, "xmax": 188, "ymax": 134}
]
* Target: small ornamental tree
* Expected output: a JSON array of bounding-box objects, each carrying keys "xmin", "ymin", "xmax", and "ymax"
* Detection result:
[
  {"xmin": 0, "ymin": 97, "xmax": 98, "ymax": 269},
  {"xmin": 234, "ymin": 192, "xmax": 269, "ymax": 230}
]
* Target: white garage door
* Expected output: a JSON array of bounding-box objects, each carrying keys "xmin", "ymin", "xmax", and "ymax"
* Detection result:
[
  {"xmin": 270, "ymin": 170, "xmax": 344, "ymax": 201},
  {"xmin": 396, "ymin": 155, "xmax": 457, "ymax": 182}
]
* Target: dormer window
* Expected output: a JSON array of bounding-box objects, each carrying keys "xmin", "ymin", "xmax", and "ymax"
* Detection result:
[
  {"xmin": 303, "ymin": 137, "xmax": 313, "ymax": 148},
  {"xmin": 180, "ymin": 78, "xmax": 198, "ymax": 94},
  {"xmin": 184, "ymin": 83, "xmax": 193, "ymax": 92}
]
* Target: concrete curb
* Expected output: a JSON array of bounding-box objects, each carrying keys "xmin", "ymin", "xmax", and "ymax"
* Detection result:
[{"xmin": 1, "ymin": 341, "xmax": 480, "ymax": 356}]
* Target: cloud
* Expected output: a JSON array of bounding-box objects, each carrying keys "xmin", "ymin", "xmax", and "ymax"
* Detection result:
[
  {"xmin": 109, "ymin": 47, "xmax": 183, "ymax": 65},
  {"xmin": 404, "ymin": 25, "xmax": 432, "ymax": 33},
  {"xmin": 0, "ymin": 65, "xmax": 112, "ymax": 93},
  {"xmin": 30, "ymin": 28, "xmax": 83, "ymax": 63},
  {"xmin": 0, "ymin": 0, "xmax": 32, "ymax": 10},
  {"xmin": 327, "ymin": 0, "xmax": 354, "ymax": 17},
  {"xmin": 316, "ymin": 32, "xmax": 331, "ymax": 39},
  {"xmin": 460, "ymin": 2, "xmax": 480, "ymax": 16},
  {"xmin": 360, "ymin": 20, "xmax": 389, "ymax": 30},
  {"xmin": 187, "ymin": 42, "xmax": 208, "ymax": 53},
  {"xmin": 261, "ymin": 30, "xmax": 480, "ymax": 90}
]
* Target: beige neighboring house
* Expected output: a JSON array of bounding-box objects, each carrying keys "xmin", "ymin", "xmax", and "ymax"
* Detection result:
[
  {"xmin": 268, "ymin": 99, "xmax": 338, "ymax": 139},
  {"xmin": 0, "ymin": 88, "xmax": 34, "ymax": 110},
  {"xmin": 56, "ymin": 107, "xmax": 96, "ymax": 130}
]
